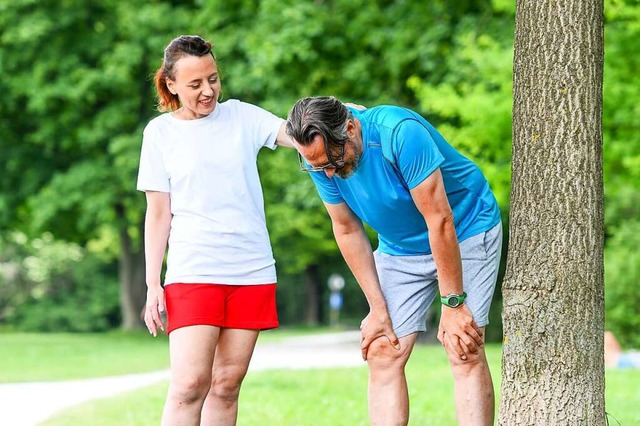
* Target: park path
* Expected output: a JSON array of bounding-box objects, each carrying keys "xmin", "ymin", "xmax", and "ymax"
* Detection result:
[{"xmin": 0, "ymin": 331, "xmax": 363, "ymax": 426}]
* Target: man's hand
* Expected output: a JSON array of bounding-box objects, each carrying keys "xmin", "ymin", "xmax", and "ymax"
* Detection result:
[
  {"xmin": 437, "ymin": 304, "xmax": 484, "ymax": 360},
  {"xmin": 360, "ymin": 311, "xmax": 400, "ymax": 361}
]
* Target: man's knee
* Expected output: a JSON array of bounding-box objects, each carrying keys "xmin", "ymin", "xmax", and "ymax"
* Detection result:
[
  {"xmin": 444, "ymin": 344, "xmax": 488, "ymax": 378},
  {"xmin": 367, "ymin": 336, "xmax": 413, "ymax": 370}
]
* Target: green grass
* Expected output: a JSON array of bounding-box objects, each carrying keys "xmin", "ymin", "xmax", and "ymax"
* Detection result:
[
  {"xmin": 258, "ymin": 325, "xmax": 349, "ymax": 342},
  {"xmin": 0, "ymin": 331, "xmax": 170, "ymax": 382},
  {"xmin": 40, "ymin": 343, "xmax": 476, "ymax": 426},
  {"xmin": 604, "ymin": 369, "xmax": 640, "ymax": 426},
  {"xmin": 0, "ymin": 327, "xmax": 337, "ymax": 383},
  {"xmin": 4, "ymin": 332, "xmax": 638, "ymax": 425},
  {"xmin": 41, "ymin": 343, "xmax": 640, "ymax": 426}
]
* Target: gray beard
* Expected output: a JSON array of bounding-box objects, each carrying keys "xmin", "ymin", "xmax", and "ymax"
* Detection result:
[{"xmin": 336, "ymin": 150, "xmax": 362, "ymax": 179}]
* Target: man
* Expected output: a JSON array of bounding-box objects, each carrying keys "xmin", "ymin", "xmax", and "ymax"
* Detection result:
[{"xmin": 286, "ymin": 96, "xmax": 502, "ymax": 426}]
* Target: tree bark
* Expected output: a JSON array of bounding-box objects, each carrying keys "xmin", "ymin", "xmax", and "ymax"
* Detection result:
[
  {"xmin": 303, "ymin": 264, "xmax": 322, "ymax": 325},
  {"xmin": 117, "ymin": 209, "xmax": 146, "ymax": 330},
  {"xmin": 118, "ymin": 45, "xmax": 153, "ymax": 331},
  {"xmin": 499, "ymin": 1, "xmax": 605, "ymax": 425}
]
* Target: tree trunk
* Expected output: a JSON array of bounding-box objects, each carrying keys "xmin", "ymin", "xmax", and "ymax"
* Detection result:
[
  {"xmin": 118, "ymin": 46, "xmax": 153, "ymax": 331},
  {"xmin": 499, "ymin": 1, "xmax": 605, "ymax": 425},
  {"xmin": 118, "ymin": 212, "xmax": 146, "ymax": 330},
  {"xmin": 303, "ymin": 264, "xmax": 322, "ymax": 325}
]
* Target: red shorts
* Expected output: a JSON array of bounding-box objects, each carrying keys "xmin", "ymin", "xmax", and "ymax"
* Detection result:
[{"xmin": 164, "ymin": 283, "xmax": 279, "ymax": 334}]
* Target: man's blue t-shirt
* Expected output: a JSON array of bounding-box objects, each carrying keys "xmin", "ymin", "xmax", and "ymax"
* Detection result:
[{"xmin": 308, "ymin": 105, "xmax": 501, "ymax": 256}]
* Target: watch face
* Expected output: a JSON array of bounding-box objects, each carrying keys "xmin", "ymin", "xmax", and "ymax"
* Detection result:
[{"xmin": 448, "ymin": 296, "xmax": 459, "ymax": 307}]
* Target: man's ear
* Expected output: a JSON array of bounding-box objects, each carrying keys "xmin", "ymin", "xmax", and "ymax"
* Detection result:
[{"xmin": 347, "ymin": 119, "xmax": 357, "ymax": 138}]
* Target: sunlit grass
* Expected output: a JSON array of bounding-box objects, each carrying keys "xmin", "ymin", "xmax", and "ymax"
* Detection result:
[
  {"xmin": 0, "ymin": 331, "xmax": 169, "ymax": 382},
  {"xmin": 4, "ymin": 331, "xmax": 637, "ymax": 425},
  {"xmin": 40, "ymin": 343, "xmax": 478, "ymax": 426},
  {"xmin": 0, "ymin": 327, "xmax": 338, "ymax": 383}
]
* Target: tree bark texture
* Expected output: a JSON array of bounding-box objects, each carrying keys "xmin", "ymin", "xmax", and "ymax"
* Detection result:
[
  {"xmin": 304, "ymin": 264, "xmax": 322, "ymax": 325},
  {"xmin": 499, "ymin": 1, "xmax": 605, "ymax": 425},
  {"xmin": 118, "ymin": 216, "xmax": 146, "ymax": 330}
]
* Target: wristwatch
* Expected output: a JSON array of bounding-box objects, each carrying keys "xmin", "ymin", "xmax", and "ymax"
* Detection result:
[{"xmin": 440, "ymin": 292, "xmax": 467, "ymax": 308}]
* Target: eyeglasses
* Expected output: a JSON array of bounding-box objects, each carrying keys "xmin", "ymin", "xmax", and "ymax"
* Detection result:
[{"xmin": 298, "ymin": 142, "xmax": 346, "ymax": 172}]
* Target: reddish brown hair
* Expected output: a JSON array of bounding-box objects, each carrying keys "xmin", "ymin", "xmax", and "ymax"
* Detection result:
[{"xmin": 153, "ymin": 35, "xmax": 216, "ymax": 112}]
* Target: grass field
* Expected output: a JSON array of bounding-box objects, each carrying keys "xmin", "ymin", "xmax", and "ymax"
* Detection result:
[
  {"xmin": 0, "ymin": 327, "xmax": 323, "ymax": 383},
  {"xmin": 2, "ymin": 331, "xmax": 638, "ymax": 425},
  {"xmin": 0, "ymin": 331, "xmax": 170, "ymax": 382}
]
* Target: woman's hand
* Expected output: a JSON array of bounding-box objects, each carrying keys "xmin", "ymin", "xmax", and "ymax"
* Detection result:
[
  {"xmin": 144, "ymin": 284, "xmax": 166, "ymax": 337},
  {"xmin": 343, "ymin": 102, "xmax": 367, "ymax": 110}
]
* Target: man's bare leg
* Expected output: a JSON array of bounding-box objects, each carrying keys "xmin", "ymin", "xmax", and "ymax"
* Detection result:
[
  {"xmin": 366, "ymin": 334, "xmax": 418, "ymax": 426},
  {"xmin": 444, "ymin": 327, "xmax": 494, "ymax": 426}
]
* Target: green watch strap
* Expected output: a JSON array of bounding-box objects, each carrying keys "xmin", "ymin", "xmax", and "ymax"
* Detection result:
[{"xmin": 440, "ymin": 292, "xmax": 467, "ymax": 308}]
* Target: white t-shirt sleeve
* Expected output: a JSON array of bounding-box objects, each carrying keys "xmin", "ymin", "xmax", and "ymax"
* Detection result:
[
  {"xmin": 137, "ymin": 124, "xmax": 170, "ymax": 193},
  {"xmin": 239, "ymin": 101, "xmax": 284, "ymax": 151}
]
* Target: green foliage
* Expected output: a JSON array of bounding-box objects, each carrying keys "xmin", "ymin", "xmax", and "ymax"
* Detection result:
[
  {"xmin": 0, "ymin": 0, "xmax": 210, "ymax": 250},
  {"xmin": 602, "ymin": 0, "xmax": 640, "ymax": 345},
  {"xmin": 604, "ymin": 0, "xmax": 640, "ymax": 228},
  {"xmin": 0, "ymin": 232, "xmax": 121, "ymax": 332},
  {"xmin": 7, "ymin": 256, "xmax": 120, "ymax": 332},
  {"xmin": 407, "ymin": 28, "xmax": 514, "ymax": 209},
  {"xmin": 604, "ymin": 220, "xmax": 640, "ymax": 349},
  {"xmin": 0, "ymin": 0, "xmax": 637, "ymax": 335}
]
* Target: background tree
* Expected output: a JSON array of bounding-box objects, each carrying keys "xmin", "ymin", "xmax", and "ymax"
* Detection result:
[
  {"xmin": 1, "ymin": 0, "xmax": 636, "ymax": 342},
  {"xmin": 0, "ymin": 0, "xmax": 195, "ymax": 329},
  {"xmin": 602, "ymin": 0, "xmax": 640, "ymax": 348},
  {"xmin": 193, "ymin": 0, "xmax": 514, "ymax": 325},
  {"xmin": 499, "ymin": 1, "xmax": 605, "ymax": 424}
]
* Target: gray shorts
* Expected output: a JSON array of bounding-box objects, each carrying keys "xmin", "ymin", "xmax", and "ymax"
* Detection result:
[{"xmin": 373, "ymin": 223, "xmax": 503, "ymax": 338}]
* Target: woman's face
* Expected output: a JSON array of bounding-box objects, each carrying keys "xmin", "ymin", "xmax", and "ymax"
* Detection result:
[{"xmin": 166, "ymin": 54, "xmax": 221, "ymax": 120}]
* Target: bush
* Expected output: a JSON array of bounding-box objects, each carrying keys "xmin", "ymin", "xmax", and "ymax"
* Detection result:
[
  {"xmin": 605, "ymin": 220, "xmax": 640, "ymax": 349},
  {"xmin": 1, "ymin": 233, "xmax": 120, "ymax": 332}
]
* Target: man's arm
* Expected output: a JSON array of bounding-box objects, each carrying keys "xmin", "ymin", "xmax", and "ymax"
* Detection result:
[
  {"xmin": 410, "ymin": 168, "xmax": 484, "ymax": 359},
  {"xmin": 323, "ymin": 201, "xmax": 400, "ymax": 360}
]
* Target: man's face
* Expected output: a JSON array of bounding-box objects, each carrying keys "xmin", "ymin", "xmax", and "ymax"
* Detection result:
[{"xmin": 296, "ymin": 122, "xmax": 361, "ymax": 179}]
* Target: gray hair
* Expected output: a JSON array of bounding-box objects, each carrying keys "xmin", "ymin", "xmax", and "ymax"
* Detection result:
[{"xmin": 286, "ymin": 97, "xmax": 352, "ymax": 153}]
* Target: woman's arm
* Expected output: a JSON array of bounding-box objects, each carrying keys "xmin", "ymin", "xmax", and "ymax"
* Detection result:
[
  {"xmin": 143, "ymin": 190, "xmax": 171, "ymax": 336},
  {"xmin": 275, "ymin": 121, "xmax": 295, "ymax": 148}
]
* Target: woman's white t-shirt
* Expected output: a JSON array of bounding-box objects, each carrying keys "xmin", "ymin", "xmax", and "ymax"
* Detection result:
[{"xmin": 137, "ymin": 99, "xmax": 283, "ymax": 286}]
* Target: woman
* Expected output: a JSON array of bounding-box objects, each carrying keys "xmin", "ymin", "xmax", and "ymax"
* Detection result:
[{"xmin": 137, "ymin": 34, "xmax": 293, "ymax": 425}]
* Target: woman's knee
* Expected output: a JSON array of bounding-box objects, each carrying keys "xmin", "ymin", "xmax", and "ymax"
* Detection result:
[
  {"xmin": 209, "ymin": 366, "xmax": 247, "ymax": 402},
  {"xmin": 168, "ymin": 373, "xmax": 211, "ymax": 405}
]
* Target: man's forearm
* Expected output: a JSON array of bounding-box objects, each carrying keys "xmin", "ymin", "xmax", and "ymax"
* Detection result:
[
  {"xmin": 333, "ymin": 227, "xmax": 388, "ymax": 312},
  {"xmin": 428, "ymin": 215, "xmax": 463, "ymax": 296}
]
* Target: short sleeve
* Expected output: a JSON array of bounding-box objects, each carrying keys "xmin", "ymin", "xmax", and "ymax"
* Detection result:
[
  {"xmin": 309, "ymin": 172, "xmax": 344, "ymax": 204},
  {"xmin": 393, "ymin": 119, "xmax": 445, "ymax": 189},
  {"xmin": 136, "ymin": 125, "xmax": 170, "ymax": 193},
  {"xmin": 239, "ymin": 101, "xmax": 285, "ymax": 151}
]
